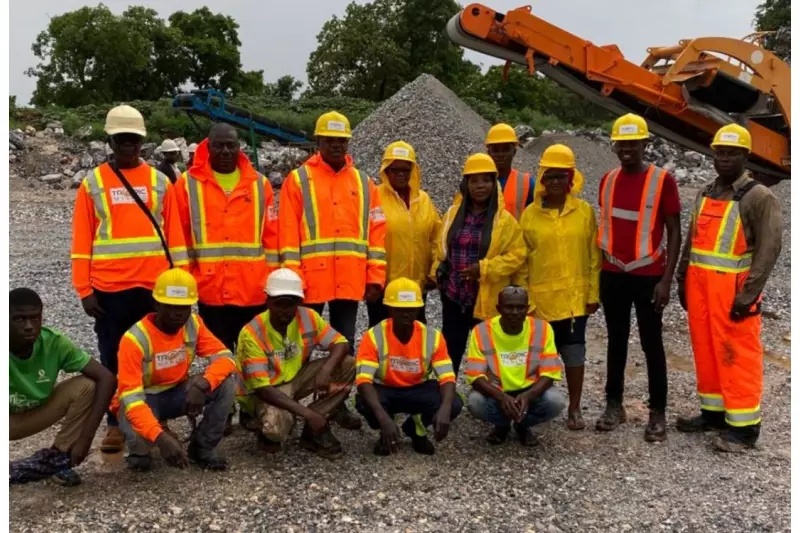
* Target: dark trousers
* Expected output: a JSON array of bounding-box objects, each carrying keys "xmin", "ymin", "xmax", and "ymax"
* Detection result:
[
  {"xmin": 306, "ymin": 299, "xmax": 360, "ymax": 349},
  {"xmin": 600, "ymin": 270, "xmax": 668, "ymax": 412},
  {"xmin": 355, "ymin": 380, "xmax": 463, "ymax": 438},
  {"xmin": 367, "ymin": 293, "xmax": 428, "ymax": 328},
  {"xmin": 440, "ymin": 293, "xmax": 481, "ymax": 375},
  {"xmin": 197, "ymin": 302, "xmax": 268, "ymax": 352},
  {"xmin": 93, "ymin": 287, "xmax": 154, "ymax": 426}
]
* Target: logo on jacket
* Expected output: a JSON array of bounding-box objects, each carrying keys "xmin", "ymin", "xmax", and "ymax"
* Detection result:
[
  {"xmin": 154, "ymin": 349, "xmax": 188, "ymax": 371},
  {"xmin": 35, "ymin": 369, "xmax": 51, "ymax": 384},
  {"xmin": 499, "ymin": 351, "xmax": 527, "ymax": 368},
  {"xmin": 370, "ymin": 206, "xmax": 385, "ymax": 222},
  {"xmin": 388, "ymin": 356, "xmax": 421, "ymax": 373},
  {"xmin": 110, "ymin": 187, "xmax": 148, "ymax": 205}
]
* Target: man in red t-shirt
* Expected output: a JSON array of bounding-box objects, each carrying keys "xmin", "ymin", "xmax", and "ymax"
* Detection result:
[{"xmin": 595, "ymin": 114, "xmax": 682, "ymax": 442}]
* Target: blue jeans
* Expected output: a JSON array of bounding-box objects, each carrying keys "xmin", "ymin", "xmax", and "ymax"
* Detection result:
[
  {"xmin": 467, "ymin": 387, "xmax": 567, "ymax": 430},
  {"xmin": 356, "ymin": 380, "xmax": 463, "ymax": 438},
  {"xmin": 120, "ymin": 376, "xmax": 236, "ymax": 456}
]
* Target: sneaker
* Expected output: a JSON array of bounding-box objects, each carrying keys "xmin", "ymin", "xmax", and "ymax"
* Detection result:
[
  {"xmin": 712, "ymin": 430, "xmax": 756, "ymax": 453},
  {"xmin": 52, "ymin": 468, "xmax": 81, "ymax": 487},
  {"xmin": 595, "ymin": 401, "xmax": 627, "ymax": 432},
  {"xmin": 644, "ymin": 410, "xmax": 667, "ymax": 442},
  {"xmin": 299, "ymin": 425, "xmax": 344, "ymax": 460},
  {"xmin": 187, "ymin": 443, "xmax": 228, "ymax": 471},
  {"xmin": 100, "ymin": 426, "xmax": 125, "ymax": 454},
  {"xmin": 410, "ymin": 436, "xmax": 435, "ymax": 456},
  {"xmin": 332, "ymin": 404, "xmax": 363, "ymax": 431},
  {"xmin": 676, "ymin": 413, "xmax": 726, "ymax": 433},
  {"xmin": 125, "ymin": 454, "xmax": 153, "ymax": 472}
]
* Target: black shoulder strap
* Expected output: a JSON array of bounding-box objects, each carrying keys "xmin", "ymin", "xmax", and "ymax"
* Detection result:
[
  {"xmin": 733, "ymin": 179, "xmax": 760, "ymax": 202},
  {"xmin": 108, "ymin": 163, "xmax": 174, "ymax": 268}
]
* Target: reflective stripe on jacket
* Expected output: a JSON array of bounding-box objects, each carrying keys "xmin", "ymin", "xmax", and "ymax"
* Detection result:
[
  {"xmin": 70, "ymin": 162, "xmax": 189, "ymax": 298},
  {"xmin": 175, "ymin": 139, "xmax": 278, "ymax": 306},
  {"xmin": 464, "ymin": 316, "xmax": 560, "ymax": 392},
  {"xmin": 114, "ymin": 313, "xmax": 235, "ymax": 442},
  {"xmin": 278, "ymin": 153, "xmax": 387, "ymax": 303},
  {"xmin": 355, "ymin": 319, "xmax": 455, "ymax": 387},
  {"xmin": 597, "ymin": 165, "xmax": 666, "ymax": 272}
]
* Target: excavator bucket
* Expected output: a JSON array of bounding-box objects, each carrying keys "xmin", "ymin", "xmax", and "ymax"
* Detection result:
[{"xmin": 446, "ymin": 4, "xmax": 790, "ymax": 182}]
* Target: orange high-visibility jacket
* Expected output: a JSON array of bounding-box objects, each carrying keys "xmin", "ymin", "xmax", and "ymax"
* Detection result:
[
  {"xmin": 686, "ymin": 180, "xmax": 763, "ymax": 428},
  {"xmin": 502, "ymin": 169, "xmax": 533, "ymax": 220},
  {"xmin": 70, "ymin": 162, "xmax": 189, "ymax": 299},
  {"xmin": 279, "ymin": 153, "xmax": 387, "ymax": 304},
  {"xmin": 174, "ymin": 140, "xmax": 278, "ymax": 307},
  {"xmin": 597, "ymin": 165, "xmax": 667, "ymax": 272},
  {"xmin": 115, "ymin": 313, "xmax": 235, "ymax": 443}
]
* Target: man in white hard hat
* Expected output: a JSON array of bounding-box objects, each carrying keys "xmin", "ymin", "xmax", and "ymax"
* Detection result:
[
  {"xmin": 187, "ymin": 143, "xmax": 198, "ymax": 169},
  {"xmin": 157, "ymin": 139, "xmax": 182, "ymax": 184},
  {"xmin": 70, "ymin": 104, "xmax": 189, "ymax": 454},
  {"xmin": 234, "ymin": 268, "xmax": 356, "ymax": 460}
]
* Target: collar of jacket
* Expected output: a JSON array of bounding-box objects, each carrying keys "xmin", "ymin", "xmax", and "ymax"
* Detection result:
[
  {"xmin": 306, "ymin": 152, "xmax": 355, "ymax": 174},
  {"xmin": 186, "ymin": 138, "xmax": 259, "ymax": 185}
]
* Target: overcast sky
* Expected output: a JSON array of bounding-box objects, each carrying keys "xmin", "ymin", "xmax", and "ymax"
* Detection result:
[{"xmin": 10, "ymin": 0, "xmax": 763, "ymax": 105}]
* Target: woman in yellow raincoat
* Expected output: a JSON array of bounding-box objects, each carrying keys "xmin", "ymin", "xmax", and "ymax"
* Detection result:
[
  {"xmin": 369, "ymin": 141, "xmax": 441, "ymax": 327},
  {"xmin": 431, "ymin": 153, "xmax": 526, "ymax": 374},
  {"xmin": 517, "ymin": 144, "xmax": 600, "ymax": 430}
]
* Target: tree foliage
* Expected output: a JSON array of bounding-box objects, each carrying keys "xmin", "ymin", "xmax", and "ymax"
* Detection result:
[{"xmin": 754, "ymin": 0, "xmax": 791, "ymax": 61}]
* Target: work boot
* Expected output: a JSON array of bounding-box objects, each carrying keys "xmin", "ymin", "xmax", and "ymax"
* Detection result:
[
  {"xmin": 52, "ymin": 468, "xmax": 82, "ymax": 487},
  {"xmin": 712, "ymin": 430, "xmax": 756, "ymax": 453},
  {"xmin": 595, "ymin": 401, "xmax": 626, "ymax": 432},
  {"xmin": 100, "ymin": 427, "xmax": 126, "ymax": 454},
  {"xmin": 373, "ymin": 439, "xmax": 391, "ymax": 456},
  {"xmin": 187, "ymin": 442, "xmax": 228, "ymax": 471},
  {"xmin": 332, "ymin": 404, "xmax": 363, "ymax": 431},
  {"xmin": 644, "ymin": 410, "xmax": 667, "ymax": 442},
  {"xmin": 515, "ymin": 425, "xmax": 540, "ymax": 447},
  {"xmin": 410, "ymin": 436, "xmax": 435, "ymax": 456},
  {"xmin": 240, "ymin": 411, "xmax": 260, "ymax": 432},
  {"xmin": 486, "ymin": 425, "xmax": 510, "ymax": 445},
  {"xmin": 125, "ymin": 454, "xmax": 153, "ymax": 472},
  {"xmin": 256, "ymin": 432, "xmax": 281, "ymax": 454},
  {"xmin": 676, "ymin": 413, "xmax": 726, "ymax": 433},
  {"xmin": 299, "ymin": 424, "xmax": 343, "ymax": 460}
]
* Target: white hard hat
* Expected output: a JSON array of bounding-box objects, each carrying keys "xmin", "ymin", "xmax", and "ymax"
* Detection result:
[
  {"xmin": 160, "ymin": 139, "xmax": 179, "ymax": 152},
  {"xmin": 104, "ymin": 104, "xmax": 146, "ymax": 137},
  {"xmin": 187, "ymin": 143, "xmax": 198, "ymax": 153},
  {"xmin": 265, "ymin": 268, "xmax": 304, "ymax": 299}
]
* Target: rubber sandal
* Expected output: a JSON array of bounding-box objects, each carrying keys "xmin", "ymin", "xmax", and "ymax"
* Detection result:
[{"xmin": 567, "ymin": 411, "xmax": 586, "ymax": 431}]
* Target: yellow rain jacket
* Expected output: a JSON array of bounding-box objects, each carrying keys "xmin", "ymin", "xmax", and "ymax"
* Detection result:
[
  {"xmin": 517, "ymin": 167, "xmax": 600, "ymax": 322},
  {"xmin": 431, "ymin": 190, "xmax": 526, "ymax": 320},
  {"xmin": 377, "ymin": 142, "xmax": 442, "ymax": 289}
]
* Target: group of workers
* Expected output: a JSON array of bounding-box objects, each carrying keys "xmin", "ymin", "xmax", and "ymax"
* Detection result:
[{"xmin": 8, "ymin": 102, "xmax": 781, "ymax": 487}]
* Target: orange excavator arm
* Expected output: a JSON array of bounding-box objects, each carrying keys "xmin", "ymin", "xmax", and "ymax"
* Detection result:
[{"xmin": 447, "ymin": 4, "xmax": 790, "ymax": 181}]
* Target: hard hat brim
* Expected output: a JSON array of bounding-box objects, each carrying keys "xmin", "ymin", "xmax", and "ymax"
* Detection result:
[
  {"xmin": 711, "ymin": 141, "xmax": 751, "ymax": 152},
  {"xmin": 383, "ymin": 300, "xmax": 425, "ymax": 308},
  {"xmin": 610, "ymin": 134, "xmax": 648, "ymax": 141},
  {"xmin": 314, "ymin": 132, "xmax": 352, "ymax": 139},
  {"xmin": 266, "ymin": 288, "xmax": 305, "ymax": 299},
  {"xmin": 485, "ymin": 138, "xmax": 519, "ymax": 146},
  {"xmin": 106, "ymin": 126, "xmax": 147, "ymax": 137},
  {"xmin": 153, "ymin": 295, "xmax": 198, "ymax": 306}
]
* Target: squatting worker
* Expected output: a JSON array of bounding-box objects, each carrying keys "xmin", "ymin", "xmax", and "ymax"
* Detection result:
[
  {"xmin": 595, "ymin": 113, "xmax": 682, "ymax": 442},
  {"xmin": 465, "ymin": 286, "xmax": 566, "ymax": 446},
  {"xmin": 114, "ymin": 268, "xmax": 237, "ymax": 472},
  {"xmin": 157, "ymin": 139, "xmax": 182, "ymax": 184},
  {"xmin": 675, "ymin": 124, "xmax": 782, "ymax": 453},
  {"xmin": 9, "ymin": 289, "xmax": 116, "ymax": 487},
  {"xmin": 431, "ymin": 153, "xmax": 526, "ymax": 375},
  {"xmin": 355, "ymin": 278, "xmax": 461, "ymax": 456},
  {"xmin": 175, "ymin": 123, "xmax": 279, "ymax": 352},
  {"xmin": 279, "ymin": 110, "xmax": 387, "ymax": 430},
  {"xmin": 235, "ymin": 269, "xmax": 355, "ymax": 460},
  {"xmin": 70, "ymin": 105, "xmax": 188, "ymax": 454},
  {"xmin": 517, "ymin": 144, "xmax": 599, "ymax": 430},
  {"xmin": 369, "ymin": 141, "xmax": 441, "ymax": 327}
]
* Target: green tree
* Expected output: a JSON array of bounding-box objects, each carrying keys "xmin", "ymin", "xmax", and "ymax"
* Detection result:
[
  {"xmin": 267, "ymin": 75, "xmax": 304, "ymax": 101},
  {"xmin": 754, "ymin": 0, "xmax": 790, "ymax": 61}
]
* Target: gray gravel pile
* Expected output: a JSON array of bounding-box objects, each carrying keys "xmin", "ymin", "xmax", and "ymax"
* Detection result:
[
  {"xmin": 254, "ymin": 140, "xmax": 310, "ymax": 188},
  {"xmin": 8, "ymin": 173, "xmax": 791, "ymax": 532}
]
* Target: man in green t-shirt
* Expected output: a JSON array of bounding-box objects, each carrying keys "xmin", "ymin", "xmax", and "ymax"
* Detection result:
[{"xmin": 9, "ymin": 288, "xmax": 116, "ymax": 486}]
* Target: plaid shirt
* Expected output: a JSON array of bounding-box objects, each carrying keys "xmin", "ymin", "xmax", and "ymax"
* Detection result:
[{"xmin": 444, "ymin": 210, "xmax": 487, "ymax": 307}]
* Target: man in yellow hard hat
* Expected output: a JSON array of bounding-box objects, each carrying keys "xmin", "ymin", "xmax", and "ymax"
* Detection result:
[
  {"xmin": 485, "ymin": 123, "xmax": 536, "ymax": 220},
  {"xmin": 70, "ymin": 105, "xmax": 189, "ymax": 454},
  {"xmin": 676, "ymin": 124, "xmax": 782, "ymax": 453},
  {"xmin": 279, "ymin": 110, "xmax": 387, "ymax": 430},
  {"xmin": 595, "ymin": 113, "xmax": 682, "ymax": 442},
  {"xmin": 114, "ymin": 268, "xmax": 237, "ymax": 472},
  {"xmin": 355, "ymin": 278, "xmax": 461, "ymax": 456},
  {"xmin": 235, "ymin": 268, "xmax": 355, "ymax": 460}
]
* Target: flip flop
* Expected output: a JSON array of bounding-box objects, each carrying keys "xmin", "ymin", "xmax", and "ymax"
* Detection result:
[{"xmin": 567, "ymin": 411, "xmax": 586, "ymax": 431}]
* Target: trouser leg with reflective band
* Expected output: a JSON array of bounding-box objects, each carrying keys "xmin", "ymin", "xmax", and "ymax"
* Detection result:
[
  {"xmin": 686, "ymin": 266, "xmax": 763, "ymax": 431},
  {"xmin": 355, "ymin": 381, "xmax": 463, "ymax": 438}
]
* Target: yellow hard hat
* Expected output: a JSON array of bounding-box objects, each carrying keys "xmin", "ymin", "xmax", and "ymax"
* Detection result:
[
  {"xmin": 463, "ymin": 153, "xmax": 498, "ymax": 176},
  {"xmin": 711, "ymin": 123, "xmax": 752, "ymax": 152},
  {"xmin": 610, "ymin": 113, "xmax": 649, "ymax": 141},
  {"xmin": 105, "ymin": 105, "xmax": 146, "ymax": 137},
  {"xmin": 381, "ymin": 140, "xmax": 416, "ymax": 164},
  {"xmin": 383, "ymin": 278, "xmax": 424, "ymax": 308},
  {"xmin": 485, "ymin": 123, "xmax": 518, "ymax": 145},
  {"xmin": 314, "ymin": 111, "xmax": 352, "ymax": 138},
  {"xmin": 152, "ymin": 268, "xmax": 198, "ymax": 306},
  {"xmin": 538, "ymin": 144, "xmax": 576, "ymax": 168}
]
